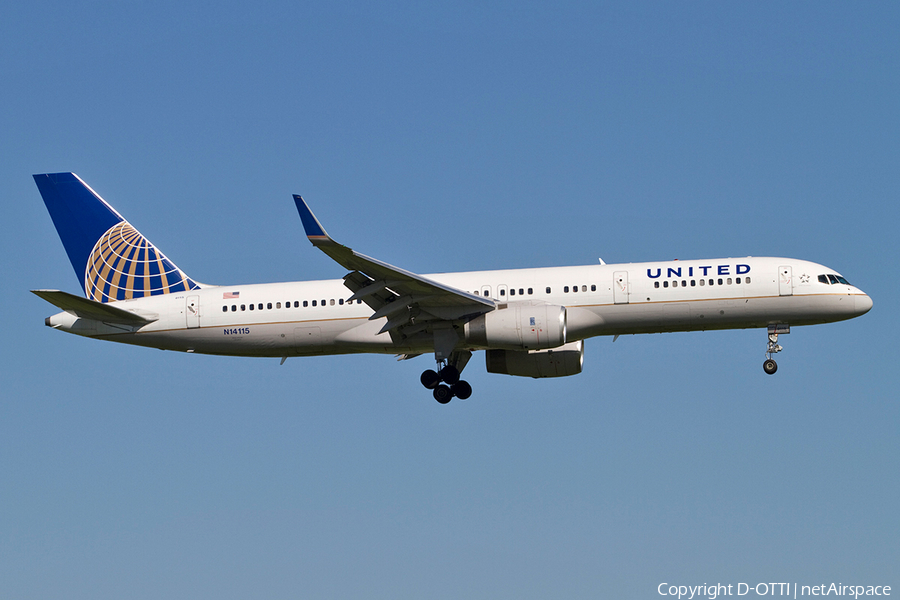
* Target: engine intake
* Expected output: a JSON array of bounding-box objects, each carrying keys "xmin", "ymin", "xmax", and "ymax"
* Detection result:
[
  {"xmin": 464, "ymin": 301, "xmax": 566, "ymax": 350},
  {"xmin": 485, "ymin": 340, "xmax": 584, "ymax": 378}
]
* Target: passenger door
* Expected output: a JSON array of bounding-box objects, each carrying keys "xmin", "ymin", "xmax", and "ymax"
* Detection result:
[
  {"xmin": 779, "ymin": 266, "xmax": 793, "ymax": 296},
  {"xmin": 186, "ymin": 295, "xmax": 200, "ymax": 328},
  {"xmin": 613, "ymin": 271, "xmax": 629, "ymax": 304}
]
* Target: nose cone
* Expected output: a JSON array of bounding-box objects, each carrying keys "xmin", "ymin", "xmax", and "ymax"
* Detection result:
[{"xmin": 855, "ymin": 293, "xmax": 873, "ymax": 316}]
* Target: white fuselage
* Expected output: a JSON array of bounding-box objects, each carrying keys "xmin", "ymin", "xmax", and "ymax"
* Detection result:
[{"xmin": 46, "ymin": 256, "xmax": 872, "ymax": 358}]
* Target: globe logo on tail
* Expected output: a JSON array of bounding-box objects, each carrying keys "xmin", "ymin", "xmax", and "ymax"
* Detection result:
[{"xmin": 85, "ymin": 221, "xmax": 199, "ymax": 302}]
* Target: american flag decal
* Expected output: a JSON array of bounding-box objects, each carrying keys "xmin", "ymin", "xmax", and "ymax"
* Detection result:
[{"xmin": 223, "ymin": 291, "xmax": 240, "ymax": 299}]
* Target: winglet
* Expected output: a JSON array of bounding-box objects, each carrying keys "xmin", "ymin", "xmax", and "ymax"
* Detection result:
[{"xmin": 293, "ymin": 195, "xmax": 332, "ymax": 245}]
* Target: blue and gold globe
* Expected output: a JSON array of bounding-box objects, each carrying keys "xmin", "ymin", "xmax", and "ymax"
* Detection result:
[{"xmin": 85, "ymin": 221, "xmax": 198, "ymax": 302}]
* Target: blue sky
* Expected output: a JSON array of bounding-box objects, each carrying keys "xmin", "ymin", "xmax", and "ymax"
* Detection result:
[{"xmin": 2, "ymin": 2, "xmax": 898, "ymax": 598}]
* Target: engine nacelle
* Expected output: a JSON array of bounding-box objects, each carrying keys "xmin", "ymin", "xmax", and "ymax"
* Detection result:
[
  {"xmin": 464, "ymin": 301, "xmax": 566, "ymax": 350},
  {"xmin": 485, "ymin": 340, "xmax": 584, "ymax": 378}
]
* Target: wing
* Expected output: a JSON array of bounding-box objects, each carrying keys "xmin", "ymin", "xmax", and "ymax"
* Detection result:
[{"xmin": 293, "ymin": 195, "xmax": 494, "ymax": 347}]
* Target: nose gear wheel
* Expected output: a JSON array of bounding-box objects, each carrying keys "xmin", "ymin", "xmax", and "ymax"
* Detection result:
[{"xmin": 763, "ymin": 327, "xmax": 787, "ymax": 375}]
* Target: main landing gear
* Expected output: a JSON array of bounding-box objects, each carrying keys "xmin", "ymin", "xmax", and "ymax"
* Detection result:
[
  {"xmin": 763, "ymin": 324, "xmax": 788, "ymax": 375},
  {"xmin": 420, "ymin": 351, "xmax": 472, "ymax": 404}
]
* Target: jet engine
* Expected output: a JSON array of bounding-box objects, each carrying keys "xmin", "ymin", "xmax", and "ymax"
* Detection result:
[
  {"xmin": 464, "ymin": 301, "xmax": 566, "ymax": 350},
  {"xmin": 485, "ymin": 340, "xmax": 584, "ymax": 378}
]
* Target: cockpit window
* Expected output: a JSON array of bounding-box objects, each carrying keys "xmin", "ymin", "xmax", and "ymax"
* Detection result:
[{"xmin": 820, "ymin": 273, "xmax": 852, "ymax": 285}]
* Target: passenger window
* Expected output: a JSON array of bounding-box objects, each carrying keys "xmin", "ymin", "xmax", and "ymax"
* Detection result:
[
  {"xmin": 709, "ymin": 279, "xmax": 714, "ymax": 286},
  {"xmin": 528, "ymin": 288, "xmax": 533, "ymax": 295},
  {"xmin": 258, "ymin": 304, "xmax": 263, "ymax": 310},
  {"xmin": 727, "ymin": 278, "xmax": 732, "ymax": 285},
  {"xmin": 241, "ymin": 304, "xmax": 246, "ymax": 311},
  {"xmin": 745, "ymin": 277, "xmax": 751, "ymax": 284},
  {"xmin": 222, "ymin": 306, "xmax": 227, "ymax": 312},
  {"xmin": 294, "ymin": 301, "xmax": 299, "ymax": 308},
  {"xmin": 321, "ymin": 299, "xmax": 326, "ymax": 306},
  {"xmin": 691, "ymin": 280, "xmax": 696, "ymax": 286},
  {"xmin": 231, "ymin": 305, "xmax": 237, "ymax": 311},
  {"xmin": 663, "ymin": 281, "xmax": 669, "ymax": 288},
  {"xmin": 546, "ymin": 287, "xmax": 551, "ymax": 294},
  {"xmin": 699, "ymin": 279, "xmax": 705, "ymax": 286},
  {"xmin": 276, "ymin": 302, "xmax": 282, "ymax": 309},
  {"xmin": 510, "ymin": 289, "xmax": 515, "ymax": 296},
  {"xmin": 572, "ymin": 285, "xmax": 577, "ymax": 293},
  {"xmin": 520, "ymin": 288, "xmax": 525, "ymax": 295},
  {"xmin": 330, "ymin": 299, "xmax": 335, "ymax": 306},
  {"xmin": 267, "ymin": 302, "xmax": 273, "ymax": 309},
  {"xmin": 672, "ymin": 281, "xmax": 678, "ymax": 288},
  {"xmin": 654, "ymin": 281, "xmax": 660, "ymax": 289},
  {"xmin": 582, "ymin": 285, "xmax": 587, "ymax": 292},
  {"xmin": 312, "ymin": 300, "xmax": 316, "ymax": 307},
  {"xmin": 591, "ymin": 285, "xmax": 596, "ymax": 292},
  {"xmin": 564, "ymin": 286, "xmax": 569, "ymax": 293},
  {"xmin": 718, "ymin": 279, "xmax": 723, "ymax": 285},
  {"xmin": 500, "ymin": 289, "xmax": 505, "ymax": 296},
  {"xmin": 303, "ymin": 300, "xmax": 308, "ymax": 307},
  {"xmin": 249, "ymin": 304, "xmax": 255, "ymax": 311},
  {"xmin": 339, "ymin": 298, "xmax": 344, "ymax": 305},
  {"xmin": 736, "ymin": 278, "xmax": 741, "ymax": 284}
]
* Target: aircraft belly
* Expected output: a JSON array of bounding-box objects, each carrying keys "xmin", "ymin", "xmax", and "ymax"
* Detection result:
[
  {"xmin": 91, "ymin": 293, "xmax": 860, "ymax": 356},
  {"xmin": 583, "ymin": 295, "xmax": 846, "ymax": 335},
  {"xmin": 117, "ymin": 323, "xmax": 324, "ymax": 357}
]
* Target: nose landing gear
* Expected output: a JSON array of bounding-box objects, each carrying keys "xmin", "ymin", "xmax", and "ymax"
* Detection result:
[
  {"xmin": 763, "ymin": 324, "xmax": 789, "ymax": 375},
  {"xmin": 421, "ymin": 351, "xmax": 472, "ymax": 403}
]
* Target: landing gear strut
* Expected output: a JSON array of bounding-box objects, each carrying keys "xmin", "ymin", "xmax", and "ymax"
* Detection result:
[
  {"xmin": 421, "ymin": 351, "xmax": 472, "ymax": 403},
  {"xmin": 763, "ymin": 324, "xmax": 788, "ymax": 375}
]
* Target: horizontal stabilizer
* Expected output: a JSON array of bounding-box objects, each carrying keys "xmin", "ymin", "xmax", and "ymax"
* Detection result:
[{"xmin": 32, "ymin": 290, "xmax": 157, "ymax": 325}]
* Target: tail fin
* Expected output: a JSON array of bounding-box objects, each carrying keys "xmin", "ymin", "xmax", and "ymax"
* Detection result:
[{"xmin": 33, "ymin": 173, "xmax": 201, "ymax": 303}]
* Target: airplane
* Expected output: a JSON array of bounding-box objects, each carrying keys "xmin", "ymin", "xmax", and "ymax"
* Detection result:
[{"xmin": 32, "ymin": 172, "xmax": 873, "ymax": 403}]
